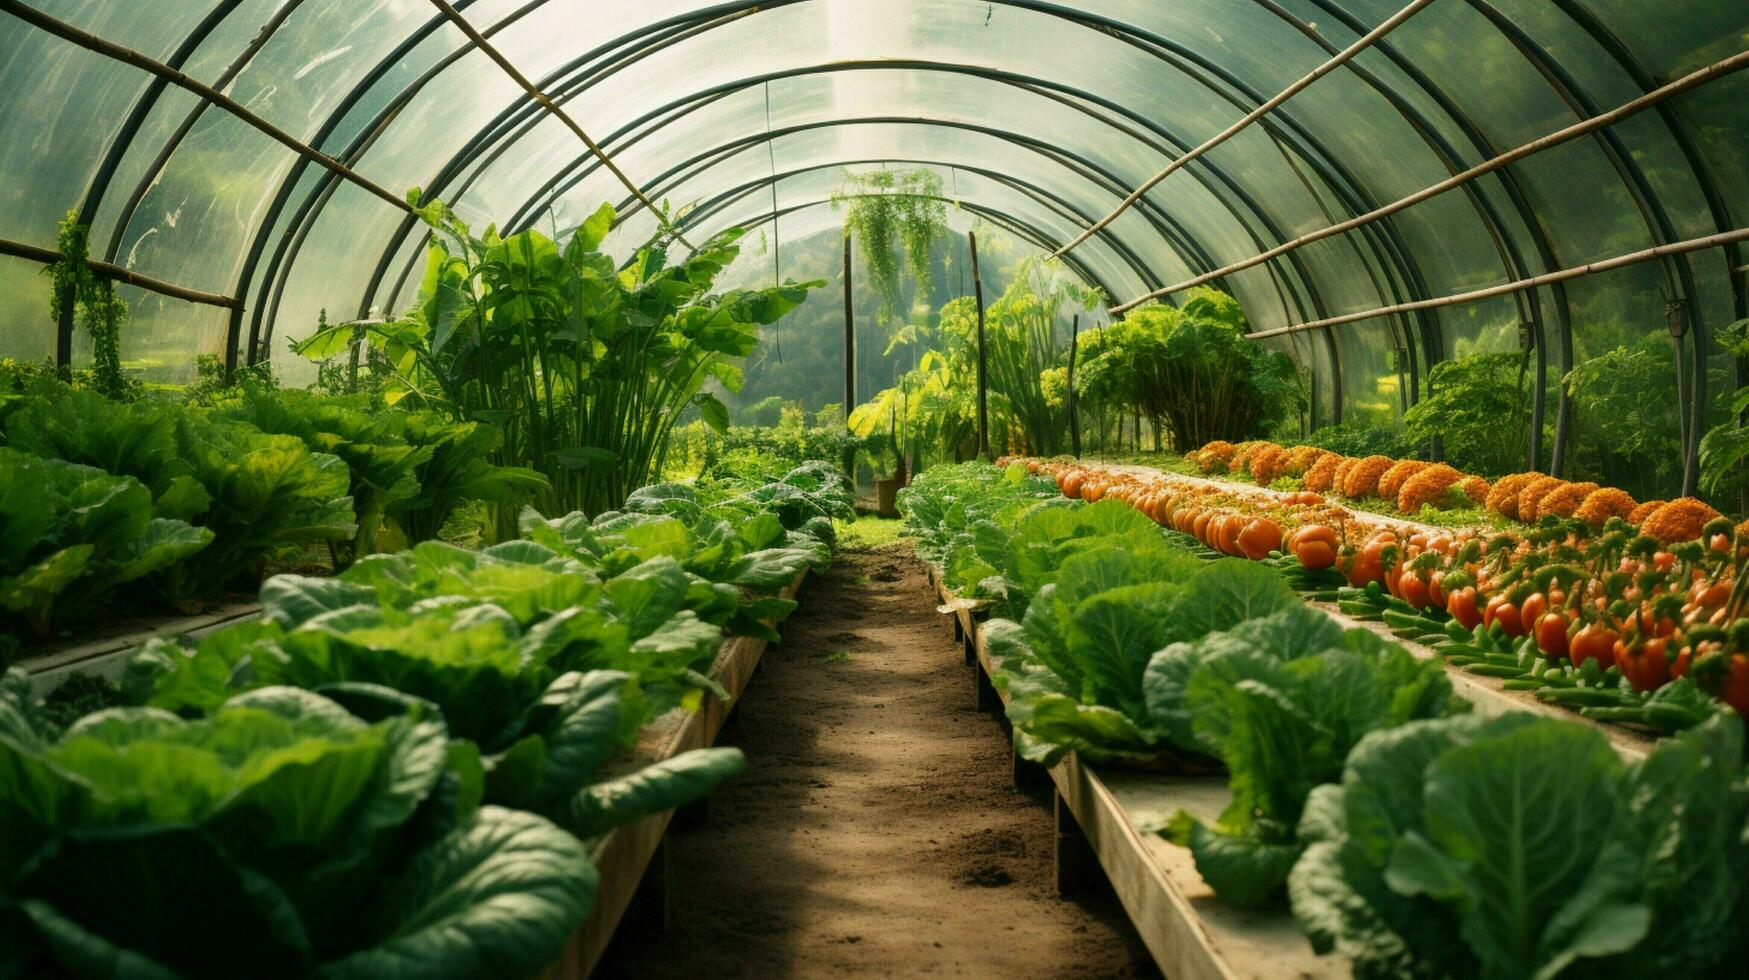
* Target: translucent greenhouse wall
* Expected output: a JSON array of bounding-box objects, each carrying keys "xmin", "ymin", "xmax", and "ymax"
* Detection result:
[{"xmin": 0, "ymin": 0, "xmax": 1743, "ymax": 491}]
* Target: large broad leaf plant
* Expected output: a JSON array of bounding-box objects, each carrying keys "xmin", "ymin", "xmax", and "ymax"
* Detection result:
[
  {"xmin": 293, "ymin": 194, "xmax": 823, "ymax": 519},
  {"xmin": 0, "ymin": 679, "xmax": 594, "ymax": 980}
]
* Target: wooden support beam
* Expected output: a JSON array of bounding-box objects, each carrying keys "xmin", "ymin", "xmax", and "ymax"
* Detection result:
[
  {"xmin": 970, "ymin": 230, "xmax": 989, "ymax": 458},
  {"xmin": 843, "ymin": 232, "xmax": 855, "ymax": 420},
  {"xmin": 421, "ymin": 0, "xmax": 692, "ymax": 249},
  {"xmin": 1054, "ymin": 0, "xmax": 1438, "ymax": 258},
  {"xmin": 1067, "ymin": 314, "xmax": 1081, "ymax": 457},
  {"xmin": 0, "ymin": 0, "xmax": 413, "ymax": 216},
  {"xmin": 1113, "ymin": 46, "xmax": 1749, "ymax": 314},
  {"xmin": 1247, "ymin": 225, "xmax": 1749, "ymax": 340},
  {"xmin": 0, "ymin": 236, "xmax": 240, "ymax": 309}
]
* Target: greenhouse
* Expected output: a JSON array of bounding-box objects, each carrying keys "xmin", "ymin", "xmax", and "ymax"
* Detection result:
[{"xmin": 2, "ymin": 0, "xmax": 1748, "ymax": 977}]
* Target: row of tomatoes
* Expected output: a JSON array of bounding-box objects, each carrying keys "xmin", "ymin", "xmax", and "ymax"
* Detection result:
[
  {"xmin": 1029, "ymin": 460, "xmax": 1343, "ymax": 567},
  {"xmin": 1344, "ymin": 523, "xmax": 1748, "ymax": 711},
  {"xmin": 1019, "ymin": 458, "xmax": 1749, "ymax": 716}
]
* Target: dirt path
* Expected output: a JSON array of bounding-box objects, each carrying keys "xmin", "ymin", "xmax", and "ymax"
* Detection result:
[{"xmin": 596, "ymin": 544, "xmax": 1157, "ymax": 979}]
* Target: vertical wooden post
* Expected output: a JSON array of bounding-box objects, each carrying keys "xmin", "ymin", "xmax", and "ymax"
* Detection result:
[
  {"xmin": 1067, "ymin": 314, "xmax": 1081, "ymax": 457},
  {"xmin": 969, "ymin": 231, "xmax": 988, "ymax": 458},
  {"xmin": 843, "ymin": 232, "xmax": 855, "ymax": 421}
]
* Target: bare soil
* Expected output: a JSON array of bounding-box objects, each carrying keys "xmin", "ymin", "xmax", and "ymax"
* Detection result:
[{"xmin": 595, "ymin": 544, "xmax": 1157, "ymax": 979}]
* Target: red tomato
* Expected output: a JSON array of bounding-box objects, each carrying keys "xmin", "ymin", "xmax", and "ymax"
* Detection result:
[
  {"xmin": 1722, "ymin": 654, "xmax": 1749, "ymax": 716},
  {"xmin": 1520, "ymin": 592, "xmax": 1548, "ymax": 628},
  {"xmin": 1534, "ymin": 612, "xmax": 1570, "ymax": 660},
  {"xmin": 1569, "ymin": 625, "xmax": 1619, "ymax": 670},
  {"xmin": 1398, "ymin": 571, "xmax": 1431, "ymax": 612},
  {"xmin": 1339, "ymin": 548, "xmax": 1384, "ymax": 587},
  {"xmin": 1446, "ymin": 586, "xmax": 1482, "ymax": 630},
  {"xmin": 1484, "ymin": 596, "xmax": 1526, "ymax": 638},
  {"xmin": 1616, "ymin": 636, "xmax": 1673, "ymax": 692},
  {"xmin": 1289, "ymin": 524, "xmax": 1340, "ymax": 570}
]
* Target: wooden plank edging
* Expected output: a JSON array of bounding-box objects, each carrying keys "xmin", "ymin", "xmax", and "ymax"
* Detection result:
[
  {"xmin": 933, "ymin": 568, "xmax": 1341, "ymax": 979},
  {"xmin": 19, "ymin": 603, "xmax": 263, "ymax": 692},
  {"xmin": 543, "ymin": 568, "xmax": 810, "ymax": 979}
]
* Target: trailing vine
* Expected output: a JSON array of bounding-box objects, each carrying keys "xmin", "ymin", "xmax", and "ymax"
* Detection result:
[
  {"xmin": 46, "ymin": 210, "xmax": 137, "ymax": 400},
  {"xmin": 832, "ymin": 169, "xmax": 949, "ymax": 321}
]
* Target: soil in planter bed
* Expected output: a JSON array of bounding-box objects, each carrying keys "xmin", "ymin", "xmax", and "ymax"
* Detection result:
[{"xmin": 595, "ymin": 544, "xmax": 1157, "ymax": 979}]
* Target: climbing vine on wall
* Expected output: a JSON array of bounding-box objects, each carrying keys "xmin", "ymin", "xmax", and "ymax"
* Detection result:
[
  {"xmin": 45, "ymin": 210, "xmax": 137, "ymax": 401},
  {"xmin": 832, "ymin": 168, "xmax": 949, "ymax": 321}
]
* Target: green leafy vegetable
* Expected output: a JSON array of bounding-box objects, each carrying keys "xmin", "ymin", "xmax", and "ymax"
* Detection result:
[
  {"xmin": 1288, "ymin": 712, "xmax": 1749, "ymax": 979},
  {"xmin": 0, "ymin": 683, "xmax": 592, "ymax": 979}
]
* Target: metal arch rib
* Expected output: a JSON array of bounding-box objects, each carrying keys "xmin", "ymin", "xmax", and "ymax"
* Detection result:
[{"xmin": 356, "ymin": 60, "xmax": 1340, "ymax": 344}]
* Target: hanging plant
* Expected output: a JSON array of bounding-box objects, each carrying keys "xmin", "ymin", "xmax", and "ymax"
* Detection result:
[
  {"xmin": 45, "ymin": 210, "xmax": 138, "ymax": 401},
  {"xmin": 832, "ymin": 169, "xmax": 949, "ymax": 320}
]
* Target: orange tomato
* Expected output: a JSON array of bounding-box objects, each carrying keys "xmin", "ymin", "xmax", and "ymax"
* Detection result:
[{"xmin": 1236, "ymin": 518, "xmax": 1282, "ymax": 561}]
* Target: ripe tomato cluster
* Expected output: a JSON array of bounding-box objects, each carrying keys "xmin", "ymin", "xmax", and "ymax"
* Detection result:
[
  {"xmin": 1009, "ymin": 456, "xmax": 1749, "ymax": 717},
  {"xmin": 1017, "ymin": 458, "xmax": 1347, "ymax": 566}
]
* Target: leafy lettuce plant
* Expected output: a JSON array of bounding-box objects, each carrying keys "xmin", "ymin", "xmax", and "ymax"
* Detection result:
[
  {"xmin": 0, "ymin": 680, "xmax": 594, "ymax": 980},
  {"xmin": 1288, "ymin": 711, "xmax": 1749, "ymax": 979},
  {"xmin": 5, "ymin": 390, "xmax": 357, "ymax": 607},
  {"xmin": 0, "ymin": 447, "xmax": 210, "ymax": 638},
  {"xmin": 1145, "ymin": 609, "xmax": 1461, "ymax": 906},
  {"xmin": 382, "ymin": 409, "xmax": 549, "ymax": 543},
  {"xmin": 986, "ymin": 534, "xmax": 1297, "ymax": 765},
  {"xmin": 221, "ymin": 389, "xmax": 549, "ymax": 562},
  {"xmin": 221, "ymin": 388, "xmax": 433, "ymax": 562},
  {"xmin": 124, "ymin": 590, "xmax": 744, "ymax": 843},
  {"xmin": 899, "ymin": 460, "xmax": 1063, "ymax": 578}
]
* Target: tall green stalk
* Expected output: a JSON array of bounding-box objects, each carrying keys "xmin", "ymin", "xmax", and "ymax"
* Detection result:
[{"xmin": 292, "ymin": 196, "xmax": 821, "ymax": 517}]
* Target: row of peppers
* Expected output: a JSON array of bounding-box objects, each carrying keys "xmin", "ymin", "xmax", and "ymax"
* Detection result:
[{"xmin": 1005, "ymin": 457, "xmax": 1749, "ymax": 727}]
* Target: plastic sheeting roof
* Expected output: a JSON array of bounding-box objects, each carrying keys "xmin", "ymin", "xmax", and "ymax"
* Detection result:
[{"xmin": 1, "ymin": 0, "xmax": 1745, "ymax": 478}]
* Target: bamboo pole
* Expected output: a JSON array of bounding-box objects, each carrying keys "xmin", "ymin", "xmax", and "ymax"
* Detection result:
[
  {"xmin": 1068, "ymin": 314, "xmax": 1081, "ymax": 457},
  {"xmin": 843, "ymin": 233, "xmax": 855, "ymax": 421},
  {"xmin": 1247, "ymin": 225, "xmax": 1749, "ymax": 339},
  {"xmin": 421, "ymin": 0, "xmax": 692, "ymax": 249},
  {"xmin": 0, "ymin": 236, "xmax": 240, "ymax": 309},
  {"xmin": 1112, "ymin": 47, "xmax": 1749, "ymax": 314},
  {"xmin": 970, "ymin": 231, "xmax": 989, "ymax": 458},
  {"xmin": 1053, "ymin": 0, "xmax": 1438, "ymax": 259}
]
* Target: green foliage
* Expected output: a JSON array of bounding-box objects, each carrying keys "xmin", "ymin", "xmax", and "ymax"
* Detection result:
[
  {"xmin": 1297, "ymin": 418, "xmax": 1411, "ymax": 459},
  {"xmin": 977, "ymin": 260, "xmax": 1100, "ymax": 455},
  {"xmin": 183, "ymin": 353, "xmax": 275, "ymax": 408},
  {"xmin": 737, "ymin": 395, "xmax": 789, "ymax": 427},
  {"xmin": 851, "ymin": 261, "xmax": 1095, "ymax": 463},
  {"xmin": 0, "ymin": 447, "xmax": 211, "ymax": 639},
  {"xmin": 123, "ymin": 461, "xmax": 841, "ymax": 843},
  {"xmin": 832, "ymin": 168, "xmax": 948, "ymax": 321},
  {"xmin": 220, "ymin": 388, "xmax": 546, "ymax": 564},
  {"xmin": 1565, "ymin": 332, "xmax": 1686, "ymax": 498},
  {"xmin": 1077, "ymin": 289, "xmax": 1301, "ymax": 451},
  {"xmin": 1288, "ymin": 712, "xmax": 1749, "ymax": 979},
  {"xmin": 44, "ymin": 211, "xmax": 137, "ymax": 402},
  {"xmin": 1149, "ymin": 616, "xmax": 1460, "ymax": 906},
  {"xmin": 1699, "ymin": 318, "xmax": 1749, "ymax": 503},
  {"xmin": 5, "ymin": 390, "xmax": 358, "ymax": 607},
  {"xmin": 291, "ymin": 196, "xmax": 823, "ymax": 519},
  {"xmin": 0, "ymin": 681, "xmax": 594, "ymax": 979},
  {"xmin": 669, "ymin": 402, "xmax": 866, "ymax": 482},
  {"xmin": 1400, "ymin": 351, "xmax": 1536, "ymax": 476}
]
